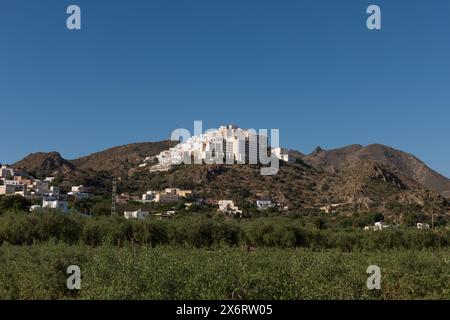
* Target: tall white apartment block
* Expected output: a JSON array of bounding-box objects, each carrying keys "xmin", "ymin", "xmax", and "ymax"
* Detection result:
[{"xmin": 151, "ymin": 125, "xmax": 277, "ymax": 171}]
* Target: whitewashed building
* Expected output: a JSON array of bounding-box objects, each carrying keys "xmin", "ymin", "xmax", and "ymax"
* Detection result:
[
  {"xmin": 142, "ymin": 191, "xmax": 157, "ymax": 202},
  {"xmin": 124, "ymin": 209, "xmax": 149, "ymax": 220},
  {"xmin": 256, "ymin": 200, "xmax": 275, "ymax": 210},
  {"xmin": 150, "ymin": 125, "xmax": 277, "ymax": 171},
  {"xmin": 42, "ymin": 199, "xmax": 68, "ymax": 212},
  {"xmin": 71, "ymin": 185, "xmax": 89, "ymax": 193},
  {"xmin": 218, "ymin": 200, "xmax": 242, "ymax": 215},
  {"xmin": 271, "ymin": 148, "xmax": 296, "ymax": 164},
  {"xmin": 30, "ymin": 205, "xmax": 42, "ymax": 212},
  {"xmin": 365, "ymin": 221, "xmax": 390, "ymax": 231},
  {"xmin": 0, "ymin": 165, "xmax": 14, "ymax": 178}
]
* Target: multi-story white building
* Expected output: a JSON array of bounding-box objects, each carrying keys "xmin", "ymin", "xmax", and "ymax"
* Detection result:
[
  {"xmin": 44, "ymin": 186, "xmax": 61, "ymax": 200},
  {"xmin": 152, "ymin": 125, "xmax": 275, "ymax": 171}
]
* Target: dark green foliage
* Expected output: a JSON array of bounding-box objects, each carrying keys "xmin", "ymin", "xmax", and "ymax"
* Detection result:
[
  {"xmin": 0, "ymin": 244, "xmax": 449, "ymax": 299},
  {"xmin": 353, "ymin": 212, "xmax": 385, "ymax": 228},
  {"xmin": 0, "ymin": 195, "xmax": 32, "ymax": 213},
  {"xmin": 403, "ymin": 211, "xmax": 427, "ymax": 227},
  {"xmin": 92, "ymin": 201, "xmax": 111, "ymax": 216},
  {"xmin": 314, "ymin": 217, "xmax": 328, "ymax": 230},
  {"xmin": 0, "ymin": 212, "xmax": 449, "ymax": 251}
]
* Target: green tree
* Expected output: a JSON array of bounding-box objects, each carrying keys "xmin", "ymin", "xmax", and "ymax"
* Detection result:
[{"xmin": 0, "ymin": 195, "xmax": 32, "ymax": 213}]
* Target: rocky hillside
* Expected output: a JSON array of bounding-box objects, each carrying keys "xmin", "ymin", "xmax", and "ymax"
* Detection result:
[
  {"xmin": 12, "ymin": 152, "xmax": 75, "ymax": 178},
  {"xmin": 10, "ymin": 140, "xmax": 450, "ymax": 217},
  {"xmin": 125, "ymin": 158, "xmax": 449, "ymax": 217},
  {"xmin": 71, "ymin": 141, "xmax": 177, "ymax": 175},
  {"xmin": 12, "ymin": 141, "xmax": 176, "ymax": 179},
  {"xmin": 303, "ymin": 144, "xmax": 450, "ymax": 199}
]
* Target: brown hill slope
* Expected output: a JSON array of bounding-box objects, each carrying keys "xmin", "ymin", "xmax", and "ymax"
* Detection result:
[
  {"xmin": 328, "ymin": 160, "xmax": 448, "ymax": 213},
  {"xmin": 128, "ymin": 159, "xmax": 449, "ymax": 216},
  {"xmin": 71, "ymin": 141, "xmax": 177, "ymax": 175},
  {"xmin": 13, "ymin": 141, "xmax": 176, "ymax": 178},
  {"xmin": 12, "ymin": 152, "xmax": 75, "ymax": 178},
  {"xmin": 303, "ymin": 144, "xmax": 450, "ymax": 198},
  {"xmin": 10, "ymin": 141, "xmax": 450, "ymax": 216}
]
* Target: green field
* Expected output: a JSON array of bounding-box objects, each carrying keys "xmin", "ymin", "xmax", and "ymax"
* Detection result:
[
  {"xmin": 1, "ymin": 243, "xmax": 449, "ymax": 300},
  {"xmin": 0, "ymin": 211, "xmax": 449, "ymax": 300}
]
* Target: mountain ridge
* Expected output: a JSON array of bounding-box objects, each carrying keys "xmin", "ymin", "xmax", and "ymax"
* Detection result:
[
  {"xmin": 302, "ymin": 143, "xmax": 450, "ymax": 199},
  {"xmin": 9, "ymin": 141, "xmax": 450, "ymax": 210}
]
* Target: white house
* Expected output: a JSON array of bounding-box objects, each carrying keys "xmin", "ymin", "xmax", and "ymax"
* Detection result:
[
  {"xmin": 42, "ymin": 199, "xmax": 68, "ymax": 212},
  {"xmin": 374, "ymin": 222, "xmax": 389, "ymax": 230},
  {"xmin": 68, "ymin": 185, "xmax": 89, "ymax": 199},
  {"xmin": 43, "ymin": 186, "xmax": 60, "ymax": 200},
  {"xmin": 417, "ymin": 223, "xmax": 430, "ymax": 229},
  {"xmin": 271, "ymin": 148, "xmax": 295, "ymax": 164},
  {"xmin": 30, "ymin": 205, "xmax": 42, "ymax": 212},
  {"xmin": 68, "ymin": 191, "xmax": 89, "ymax": 199},
  {"xmin": 71, "ymin": 185, "xmax": 89, "ymax": 193},
  {"xmin": 124, "ymin": 209, "xmax": 149, "ymax": 220},
  {"xmin": 0, "ymin": 165, "xmax": 14, "ymax": 178},
  {"xmin": 218, "ymin": 200, "xmax": 242, "ymax": 215},
  {"xmin": 141, "ymin": 191, "xmax": 156, "ymax": 202},
  {"xmin": 364, "ymin": 221, "xmax": 391, "ymax": 231},
  {"xmin": 256, "ymin": 200, "xmax": 275, "ymax": 210}
]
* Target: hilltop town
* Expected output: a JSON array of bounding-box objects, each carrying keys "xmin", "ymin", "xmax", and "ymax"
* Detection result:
[{"xmin": 141, "ymin": 125, "xmax": 294, "ymax": 172}]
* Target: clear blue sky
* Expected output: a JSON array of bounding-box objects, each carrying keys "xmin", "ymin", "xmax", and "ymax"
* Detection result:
[{"xmin": 1, "ymin": 0, "xmax": 449, "ymax": 177}]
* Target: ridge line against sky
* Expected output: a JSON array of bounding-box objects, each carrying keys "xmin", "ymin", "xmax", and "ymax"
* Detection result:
[
  {"xmin": 3, "ymin": 136, "xmax": 449, "ymax": 180},
  {"xmin": 1, "ymin": 0, "xmax": 450, "ymax": 177}
]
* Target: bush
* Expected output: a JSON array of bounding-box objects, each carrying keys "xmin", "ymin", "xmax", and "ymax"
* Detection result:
[
  {"xmin": 0, "ymin": 195, "xmax": 32, "ymax": 213},
  {"xmin": 0, "ymin": 212, "xmax": 449, "ymax": 251},
  {"xmin": 1, "ymin": 244, "xmax": 449, "ymax": 299}
]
